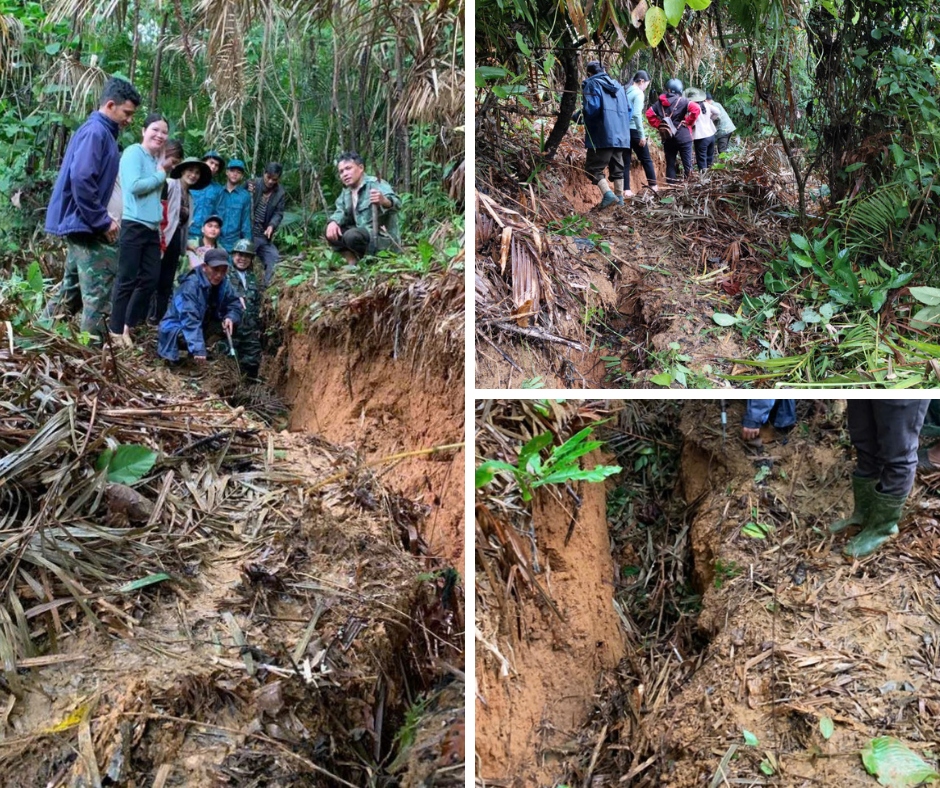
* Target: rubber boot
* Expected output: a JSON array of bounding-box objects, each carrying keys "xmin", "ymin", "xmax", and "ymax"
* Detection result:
[
  {"xmin": 597, "ymin": 178, "xmax": 617, "ymax": 208},
  {"xmin": 842, "ymin": 489, "xmax": 905, "ymax": 558},
  {"xmin": 829, "ymin": 475, "xmax": 877, "ymax": 533},
  {"xmin": 612, "ymin": 178, "xmax": 625, "ymax": 205}
]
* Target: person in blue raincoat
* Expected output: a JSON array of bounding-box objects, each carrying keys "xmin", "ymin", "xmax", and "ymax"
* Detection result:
[
  {"xmin": 741, "ymin": 400, "xmax": 796, "ymax": 443},
  {"xmin": 157, "ymin": 248, "xmax": 243, "ymax": 363},
  {"xmin": 580, "ymin": 60, "xmax": 631, "ymax": 209}
]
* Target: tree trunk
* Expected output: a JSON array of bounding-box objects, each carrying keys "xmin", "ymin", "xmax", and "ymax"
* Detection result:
[
  {"xmin": 150, "ymin": 12, "xmax": 169, "ymax": 110},
  {"xmin": 251, "ymin": 6, "xmax": 272, "ymax": 174},
  {"xmin": 129, "ymin": 0, "xmax": 141, "ymax": 85},
  {"xmin": 542, "ymin": 30, "xmax": 580, "ymax": 162},
  {"xmin": 394, "ymin": 40, "xmax": 411, "ymax": 191}
]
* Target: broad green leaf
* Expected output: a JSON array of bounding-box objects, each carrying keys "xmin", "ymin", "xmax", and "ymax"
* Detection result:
[
  {"xmin": 95, "ymin": 448, "xmax": 114, "ymax": 473},
  {"xmin": 645, "ymin": 7, "xmax": 667, "ymax": 47},
  {"xmin": 759, "ymin": 759, "xmax": 775, "ymax": 776},
  {"xmin": 515, "ymin": 32, "xmax": 531, "ymax": 56},
  {"xmin": 790, "ymin": 233, "xmax": 811, "ymax": 251},
  {"xmin": 909, "ymin": 286, "xmax": 940, "ymax": 306},
  {"xmin": 792, "ymin": 253, "xmax": 815, "ymax": 268},
  {"xmin": 664, "ymin": 0, "xmax": 685, "ymax": 26},
  {"xmin": 535, "ymin": 465, "xmax": 622, "ymax": 487},
  {"xmin": 870, "ymin": 289, "xmax": 887, "ymax": 314},
  {"xmin": 475, "ymin": 460, "xmax": 517, "ymax": 488},
  {"xmin": 860, "ymin": 736, "xmax": 940, "ymax": 787},
  {"xmin": 819, "ymin": 716, "xmax": 834, "ymax": 740},
  {"xmin": 743, "ymin": 730, "xmax": 760, "ymax": 746},
  {"xmin": 649, "ymin": 373, "xmax": 673, "ymax": 386},
  {"xmin": 106, "ymin": 445, "xmax": 158, "ymax": 484},
  {"xmin": 543, "ymin": 52, "xmax": 556, "ymax": 75},
  {"xmin": 26, "ymin": 261, "xmax": 44, "ymax": 294},
  {"xmin": 45, "ymin": 42, "xmax": 62, "ymax": 55},
  {"xmin": 685, "ymin": 0, "xmax": 710, "ymax": 8},
  {"xmin": 520, "ymin": 432, "xmax": 555, "ymax": 473},
  {"xmin": 712, "ymin": 312, "xmax": 738, "ymax": 327},
  {"xmin": 117, "ymin": 573, "xmax": 171, "ymax": 593},
  {"xmin": 911, "ymin": 305, "xmax": 940, "ymax": 331}
]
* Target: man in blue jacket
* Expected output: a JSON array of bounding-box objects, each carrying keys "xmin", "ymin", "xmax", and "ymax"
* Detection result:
[
  {"xmin": 157, "ymin": 248, "xmax": 243, "ymax": 363},
  {"xmin": 581, "ymin": 61, "xmax": 631, "ymax": 208},
  {"xmin": 44, "ymin": 77, "xmax": 141, "ymax": 341},
  {"xmin": 216, "ymin": 159, "xmax": 252, "ymax": 252}
]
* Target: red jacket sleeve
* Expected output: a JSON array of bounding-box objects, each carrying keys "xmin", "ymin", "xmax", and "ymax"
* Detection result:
[
  {"xmin": 685, "ymin": 100, "xmax": 701, "ymax": 128},
  {"xmin": 646, "ymin": 107, "xmax": 661, "ymax": 129}
]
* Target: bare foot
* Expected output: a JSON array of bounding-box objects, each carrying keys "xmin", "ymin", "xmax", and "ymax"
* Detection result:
[
  {"xmin": 651, "ymin": 185, "xmax": 660, "ymax": 192},
  {"xmin": 624, "ymin": 190, "xmax": 634, "ymax": 199}
]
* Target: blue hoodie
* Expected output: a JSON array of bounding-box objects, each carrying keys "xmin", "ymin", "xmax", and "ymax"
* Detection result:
[
  {"xmin": 157, "ymin": 268, "xmax": 243, "ymax": 360},
  {"xmin": 45, "ymin": 111, "xmax": 121, "ymax": 237},
  {"xmin": 582, "ymin": 71, "xmax": 631, "ymax": 150}
]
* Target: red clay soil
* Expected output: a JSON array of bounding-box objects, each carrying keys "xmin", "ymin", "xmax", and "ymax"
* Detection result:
[
  {"xmin": 282, "ymin": 331, "xmax": 464, "ymax": 564},
  {"xmin": 476, "ymin": 457, "xmax": 626, "ymax": 785}
]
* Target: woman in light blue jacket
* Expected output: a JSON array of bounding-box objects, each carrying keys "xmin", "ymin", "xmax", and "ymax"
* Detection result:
[
  {"xmin": 624, "ymin": 71, "xmax": 658, "ymax": 197},
  {"xmin": 108, "ymin": 113, "xmax": 168, "ymax": 346}
]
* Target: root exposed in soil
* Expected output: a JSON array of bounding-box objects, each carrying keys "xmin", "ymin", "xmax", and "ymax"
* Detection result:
[{"xmin": 475, "ymin": 399, "xmax": 940, "ymax": 787}]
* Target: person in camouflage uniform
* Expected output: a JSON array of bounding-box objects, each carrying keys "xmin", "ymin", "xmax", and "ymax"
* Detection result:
[
  {"xmin": 228, "ymin": 239, "xmax": 263, "ymax": 379},
  {"xmin": 44, "ymin": 77, "xmax": 141, "ymax": 341},
  {"xmin": 325, "ymin": 151, "xmax": 401, "ymax": 264}
]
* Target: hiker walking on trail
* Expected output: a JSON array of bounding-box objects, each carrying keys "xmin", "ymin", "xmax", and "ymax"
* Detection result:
[
  {"xmin": 830, "ymin": 400, "xmax": 929, "ymax": 558},
  {"xmin": 325, "ymin": 152, "xmax": 402, "ymax": 264},
  {"xmin": 189, "ymin": 151, "xmax": 225, "ymax": 241},
  {"xmin": 216, "ymin": 159, "xmax": 252, "ymax": 252},
  {"xmin": 44, "ymin": 77, "xmax": 141, "ymax": 343},
  {"xmin": 646, "ymin": 79, "xmax": 699, "ymax": 185},
  {"xmin": 685, "ymin": 87, "xmax": 718, "ymax": 170},
  {"xmin": 741, "ymin": 400, "xmax": 796, "ymax": 445},
  {"xmin": 108, "ymin": 113, "xmax": 170, "ymax": 347},
  {"xmin": 706, "ymin": 93, "xmax": 737, "ymax": 154},
  {"xmin": 577, "ymin": 60, "xmax": 631, "ymax": 208},
  {"xmin": 157, "ymin": 248, "xmax": 243, "ymax": 364},
  {"xmin": 247, "ymin": 162, "xmax": 286, "ymax": 287},
  {"xmin": 226, "ymin": 239, "xmax": 263, "ymax": 379},
  {"xmin": 152, "ymin": 156, "xmax": 212, "ymax": 323},
  {"xmin": 624, "ymin": 70, "xmax": 658, "ymax": 197}
]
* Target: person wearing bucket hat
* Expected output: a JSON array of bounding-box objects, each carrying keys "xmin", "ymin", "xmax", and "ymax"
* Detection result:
[
  {"xmin": 684, "ymin": 87, "xmax": 719, "ymax": 170},
  {"xmin": 189, "ymin": 150, "xmax": 225, "ymax": 241},
  {"xmin": 157, "ymin": 246, "xmax": 242, "ymax": 364},
  {"xmin": 226, "ymin": 239, "xmax": 263, "ymax": 379},
  {"xmin": 151, "ymin": 156, "xmax": 213, "ymax": 322},
  {"xmin": 216, "ymin": 159, "xmax": 252, "ymax": 252},
  {"xmin": 646, "ymin": 78, "xmax": 699, "ymax": 184}
]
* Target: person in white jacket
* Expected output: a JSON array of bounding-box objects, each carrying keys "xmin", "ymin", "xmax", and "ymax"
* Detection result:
[
  {"xmin": 685, "ymin": 87, "xmax": 719, "ymax": 170},
  {"xmin": 152, "ymin": 156, "xmax": 212, "ymax": 322}
]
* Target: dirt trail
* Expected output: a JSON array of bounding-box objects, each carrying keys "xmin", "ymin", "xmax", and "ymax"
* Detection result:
[
  {"xmin": 475, "ymin": 400, "xmax": 940, "ymax": 786},
  {"xmin": 0, "ymin": 274, "xmax": 465, "ymax": 787}
]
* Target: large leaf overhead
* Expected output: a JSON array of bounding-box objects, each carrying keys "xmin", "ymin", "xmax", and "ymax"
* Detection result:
[
  {"xmin": 686, "ymin": 0, "xmax": 712, "ymax": 9},
  {"xmin": 563, "ymin": 0, "xmax": 590, "ymax": 39},
  {"xmin": 664, "ymin": 0, "xmax": 685, "ymax": 26},
  {"xmin": 645, "ymin": 6, "xmax": 667, "ymax": 46}
]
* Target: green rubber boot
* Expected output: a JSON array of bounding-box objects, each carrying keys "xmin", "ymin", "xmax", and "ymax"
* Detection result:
[
  {"xmin": 842, "ymin": 489, "xmax": 905, "ymax": 558},
  {"xmin": 829, "ymin": 475, "xmax": 877, "ymax": 533}
]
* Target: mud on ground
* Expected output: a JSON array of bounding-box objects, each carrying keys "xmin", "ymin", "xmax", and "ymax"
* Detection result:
[{"xmin": 475, "ymin": 400, "xmax": 940, "ymax": 787}]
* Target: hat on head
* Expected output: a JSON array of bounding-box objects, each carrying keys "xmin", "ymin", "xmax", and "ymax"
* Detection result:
[
  {"xmin": 232, "ymin": 239, "xmax": 256, "ymax": 256},
  {"xmin": 202, "ymin": 150, "xmax": 225, "ymax": 166},
  {"xmin": 203, "ymin": 249, "xmax": 230, "ymax": 268},
  {"xmin": 171, "ymin": 157, "xmax": 212, "ymax": 190},
  {"xmin": 227, "ymin": 159, "xmax": 246, "ymax": 171},
  {"xmin": 203, "ymin": 214, "xmax": 223, "ymax": 227},
  {"xmin": 684, "ymin": 86, "xmax": 707, "ymax": 102}
]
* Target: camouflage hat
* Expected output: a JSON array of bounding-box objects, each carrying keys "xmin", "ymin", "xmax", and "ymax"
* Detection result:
[{"xmin": 232, "ymin": 239, "xmax": 256, "ymax": 256}]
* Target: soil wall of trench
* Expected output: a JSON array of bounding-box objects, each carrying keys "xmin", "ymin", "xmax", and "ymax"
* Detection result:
[{"xmin": 275, "ymin": 282, "xmax": 465, "ymax": 566}]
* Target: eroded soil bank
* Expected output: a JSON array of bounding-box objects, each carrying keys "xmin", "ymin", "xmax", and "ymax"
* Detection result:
[
  {"xmin": 0, "ymin": 271, "xmax": 465, "ymax": 787},
  {"xmin": 476, "ymin": 400, "xmax": 940, "ymax": 787}
]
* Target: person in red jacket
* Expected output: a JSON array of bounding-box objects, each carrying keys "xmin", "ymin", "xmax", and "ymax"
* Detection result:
[{"xmin": 646, "ymin": 78, "xmax": 700, "ymax": 185}]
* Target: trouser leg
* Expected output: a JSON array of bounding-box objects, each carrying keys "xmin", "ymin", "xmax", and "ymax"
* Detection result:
[
  {"xmin": 872, "ymin": 400, "xmax": 929, "ymax": 497},
  {"xmin": 705, "ymin": 137, "xmax": 716, "ymax": 168},
  {"xmin": 75, "ymin": 240, "xmax": 117, "ymax": 340},
  {"xmin": 607, "ymin": 149, "xmax": 625, "ymax": 182},
  {"xmin": 663, "ymin": 138, "xmax": 679, "ymax": 184},
  {"xmin": 254, "ymin": 236, "xmax": 280, "ymax": 287},
  {"xmin": 328, "ymin": 227, "xmax": 371, "ymax": 259},
  {"xmin": 124, "ymin": 228, "xmax": 163, "ymax": 329},
  {"xmin": 677, "ymin": 140, "xmax": 694, "ymax": 178},
  {"xmin": 153, "ymin": 227, "xmax": 183, "ymax": 324},
  {"xmin": 771, "ymin": 400, "xmax": 797, "ymax": 430},
  {"xmin": 694, "ymin": 138, "xmax": 708, "ymax": 170},
  {"xmin": 630, "ymin": 130, "xmax": 657, "ymax": 187},
  {"xmin": 716, "ymin": 134, "xmax": 731, "ymax": 154},
  {"xmin": 110, "ymin": 221, "xmax": 152, "ymax": 334}
]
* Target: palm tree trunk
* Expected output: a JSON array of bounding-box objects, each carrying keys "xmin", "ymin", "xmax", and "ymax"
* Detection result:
[
  {"xmin": 150, "ymin": 12, "xmax": 169, "ymax": 110},
  {"xmin": 129, "ymin": 0, "xmax": 141, "ymax": 85}
]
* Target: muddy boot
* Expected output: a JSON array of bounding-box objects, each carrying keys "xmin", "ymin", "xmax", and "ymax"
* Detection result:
[
  {"xmin": 596, "ymin": 178, "xmax": 617, "ymax": 209},
  {"xmin": 829, "ymin": 475, "xmax": 877, "ymax": 533},
  {"xmin": 612, "ymin": 178, "xmax": 625, "ymax": 205},
  {"xmin": 842, "ymin": 489, "xmax": 905, "ymax": 558}
]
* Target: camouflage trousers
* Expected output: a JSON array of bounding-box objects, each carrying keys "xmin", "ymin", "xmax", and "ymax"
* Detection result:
[{"xmin": 45, "ymin": 238, "xmax": 118, "ymax": 341}]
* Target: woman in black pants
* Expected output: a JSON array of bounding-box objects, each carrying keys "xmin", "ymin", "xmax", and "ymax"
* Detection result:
[
  {"xmin": 108, "ymin": 113, "xmax": 168, "ymax": 347},
  {"xmin": 624, "ymin": 71, "xmax": 658, "ymax": 197},
  {"xmin": 646, "ymin": 79, "xmax": 699, "ymax": 184}
]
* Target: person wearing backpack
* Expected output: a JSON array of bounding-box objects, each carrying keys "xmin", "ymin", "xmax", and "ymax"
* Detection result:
[
  {"xmin": 646, "ymin": 79, "xmax": 699, "ymax": 184},
  {"xmin": 685, "ymin": 87, "xmax": 719, "ymax": 170},
  {"xmin": 579, "ymin": 60, "xmax": 631, "ymax": 208}
]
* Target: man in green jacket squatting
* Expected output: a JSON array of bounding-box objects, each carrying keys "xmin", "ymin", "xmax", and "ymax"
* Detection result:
[{"xmin": 325, "ymin": 152, "xmax": 401, "ymax": 264}]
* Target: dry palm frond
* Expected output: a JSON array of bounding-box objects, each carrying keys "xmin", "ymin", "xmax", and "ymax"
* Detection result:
[
  {"xmin": 45, "ymin": 0, "xmax": 125, "ymax": 26},
  {"xmin": 41, "ymin": 52, "xmax": 108, "ymax": 115},
  {"xmin": 0, "ymin": 13, "xmax": 24, "ymax": 77}
]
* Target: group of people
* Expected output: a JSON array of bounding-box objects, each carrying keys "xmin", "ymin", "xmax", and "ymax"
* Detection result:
[
  {"xmin": 43, "ymin": 76, "xmax": 403, "ymax": 377},
  {"xmin": 741, "ymin": 399, "xmax": 936, "ymax": 559},
  {"xmin": 578, "ymin": 62, "xmax": 736, "ymax": 207}
]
